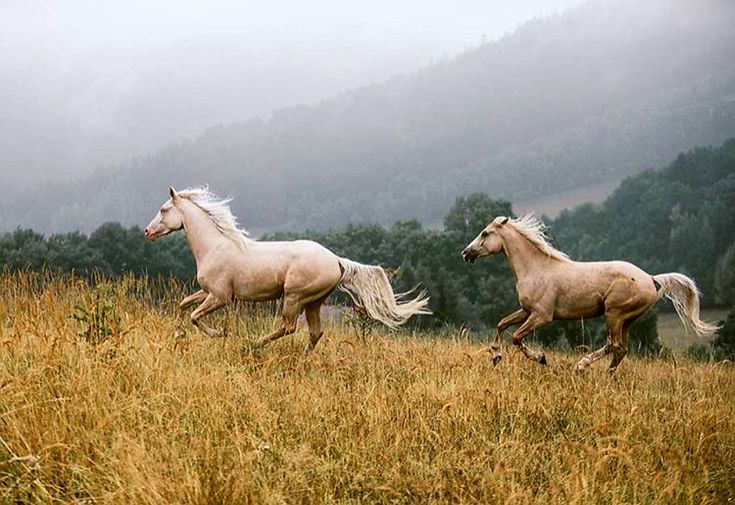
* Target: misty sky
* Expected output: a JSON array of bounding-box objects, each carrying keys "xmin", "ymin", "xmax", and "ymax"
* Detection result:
[{"xmin": 0, "ymin": 0, "xmax": 580, "ymax": 185}]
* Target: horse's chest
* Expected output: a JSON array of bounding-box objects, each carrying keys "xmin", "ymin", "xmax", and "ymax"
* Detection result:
[{"xmin": 516, "ymin": 279, "xmax": 547, "ymax": 306}]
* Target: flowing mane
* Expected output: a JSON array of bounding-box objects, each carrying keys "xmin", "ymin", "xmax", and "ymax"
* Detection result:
[
  {"xmin": 509, "ymin": 214, "xmax": 570, "ymax": 261},
  {"xmin": 178, "ymin": 187, "xmax": 252, "ymax": 249}
]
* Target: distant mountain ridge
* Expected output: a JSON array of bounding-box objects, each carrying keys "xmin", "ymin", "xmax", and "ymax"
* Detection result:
[{"xmin": 3, "ymin": 0, "xmax": 734, "ymax": 233}]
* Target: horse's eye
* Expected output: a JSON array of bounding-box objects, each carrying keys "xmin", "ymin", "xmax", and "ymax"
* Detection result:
[{"xmin": 481, "ymin": 230, "xmax": 490, "ymax": 238}]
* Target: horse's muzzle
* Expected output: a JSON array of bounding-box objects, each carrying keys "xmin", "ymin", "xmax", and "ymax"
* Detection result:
[
  {"xmin": 144, "ymin": 226, "xmax": 161, "ymax": 242},
  {"xmin": 461, "ymin": 248, "xmax": 478, "ymax": 264}
]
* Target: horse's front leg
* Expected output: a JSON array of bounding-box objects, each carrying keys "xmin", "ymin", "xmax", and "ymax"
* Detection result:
[
  {"xmin": 190, "ymin": 293, "xmax": 227, "ymax": 337},
  {"xmin": 174, "ymin": 289, "xmax": 208, "ymax": 337},
  {"xmin": 488, "ymin": 308, "xmax": 529, "ymax": 366},
  {"xmin": 510, "ymin": 311, "xmax": 552, "ymax": 365}
]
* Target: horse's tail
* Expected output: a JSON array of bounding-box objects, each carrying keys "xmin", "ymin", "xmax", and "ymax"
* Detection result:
[
  {"xmin": 336, "ymin": 258, "xmax": 431, "ymax": 328},
  {"xmin": 653, "ymin": 273, "xmax": 720, "ymax": 338}
]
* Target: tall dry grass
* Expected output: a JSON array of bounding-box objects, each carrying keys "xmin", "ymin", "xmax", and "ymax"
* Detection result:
[{"xmin": 0, "ymin": 272, "xmax": 733, "ymax": 504}]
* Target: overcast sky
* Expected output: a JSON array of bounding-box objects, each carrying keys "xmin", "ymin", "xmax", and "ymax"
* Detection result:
[{"xmin": 0, "ymin": 0, "xmax": 581, "ymax": 183}]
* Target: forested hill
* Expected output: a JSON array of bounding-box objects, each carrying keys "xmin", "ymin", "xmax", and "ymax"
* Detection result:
[
  {"xmin": 551, "ymin": 138, "xmax": 735, "ymax": 305},
  {"xmin": 3, "ymin": 0, "xmax": 735, "ymax": 234}
]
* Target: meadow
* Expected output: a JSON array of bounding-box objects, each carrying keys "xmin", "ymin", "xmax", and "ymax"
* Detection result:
[
  {"xmin": 1, "ymin": 273, "xmax": 733, "ymax": 504},
  {"xmin": 657, "ymin": 309, "xmax": 729, "ymax": 354}
]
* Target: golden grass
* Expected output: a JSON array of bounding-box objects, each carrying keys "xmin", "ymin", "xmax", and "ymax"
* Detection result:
[{"xmin": 1, "ymin": 272, "xmax": 734, "ymax": 504}]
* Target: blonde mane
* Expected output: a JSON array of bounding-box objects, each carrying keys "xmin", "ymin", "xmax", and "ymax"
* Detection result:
[
  {"xmin": 508, "ymin": 214, "xmax": 569, "ymax": 261},
  {"xmin": 178, "ymin": 187, "xmax": 252, "ymax": 249}
]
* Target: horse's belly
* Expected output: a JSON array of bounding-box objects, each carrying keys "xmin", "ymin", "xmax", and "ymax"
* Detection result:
[
  {"xmin": 555, "ymin": 304, "xmax": 604, "ymax": 320},
  {"xmin": 236, "ymin": 286, "xmax": 283, "ymax": 302},
  {"xmin": 553, "ymin": 291, "xmax": 605, "ymax": 320},
  {"xmin": 232, "ymin": 272, "xmax": 284, "ymax": 302}
]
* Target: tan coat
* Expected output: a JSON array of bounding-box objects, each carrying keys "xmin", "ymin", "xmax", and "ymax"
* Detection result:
[{"xmin": 461, "ymin": 215, "xmax": 718, "ymax": 372}]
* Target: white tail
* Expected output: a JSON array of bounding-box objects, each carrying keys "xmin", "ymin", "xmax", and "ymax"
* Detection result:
[
  {"xmin": 654, "ymin": 272, "xmax": 720, "ymax": 338},
  {"xmin": 337, "ymin": 258, "xmax": 431, "ymax": 328}
]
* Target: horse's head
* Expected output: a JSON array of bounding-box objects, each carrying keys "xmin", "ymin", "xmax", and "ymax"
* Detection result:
[
  {"xmin": 461, "ymin": 216, "xmax": 509, "ymax": 263},
  {"xmin": 144, "ymin": 187, "xmax": 185, "ymax": 241}
]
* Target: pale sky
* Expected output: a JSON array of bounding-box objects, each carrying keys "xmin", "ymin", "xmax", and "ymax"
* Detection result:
[{"xmin": 0, "ymin": 0, "xmax": 582, "ymax": 182}]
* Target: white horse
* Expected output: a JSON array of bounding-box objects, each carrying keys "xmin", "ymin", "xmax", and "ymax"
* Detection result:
[
  {"xmin": 144, "ymin": 187, "xmax": 430, "ymax": 354},
  {"xmin": 461, "ymin": 215, "xmax": 719, "ymax": 372}
]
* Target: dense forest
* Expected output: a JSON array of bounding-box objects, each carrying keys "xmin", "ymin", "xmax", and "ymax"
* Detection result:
[
  {"xmin": 2, "ymin": 138, "xmax": 734, "ymax": 358},
  {"xmin": 2, "ymin": 0, "xmax": 734, "ymax": 234}
]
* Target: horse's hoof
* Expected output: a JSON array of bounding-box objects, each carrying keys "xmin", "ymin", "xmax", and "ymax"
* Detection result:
[
  {"xmin": 538, "ymin": 354, "xmax": 547, "ymax": 366},
  {"xmin": 492, "ymin": 354, "xmax": 503, "ymax": 367}
]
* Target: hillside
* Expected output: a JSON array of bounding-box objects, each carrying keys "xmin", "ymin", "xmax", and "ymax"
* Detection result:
[
  {"xmin": 552, "ymin": 138, "xmax": 735, "ymax": 301},
  {"xmin": 2, "ymin": 0, "xmax": 734, "ymax": 234}
]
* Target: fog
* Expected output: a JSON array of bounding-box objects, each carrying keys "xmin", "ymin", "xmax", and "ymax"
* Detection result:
[{"xmin": 0, "ymin": 0, "xmax": 579, "ymax": 186}]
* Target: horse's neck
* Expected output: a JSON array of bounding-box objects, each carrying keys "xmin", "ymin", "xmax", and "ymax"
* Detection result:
[
  {"xmin": 179, "ymin": 200, "xmax": 232, "ymax": 266},
  {"xmin": 500, "ymin": 227, "xmax": 553, "ymax": 282}
]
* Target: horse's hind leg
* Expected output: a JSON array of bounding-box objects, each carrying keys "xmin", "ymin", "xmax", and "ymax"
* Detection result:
[
  {"xmin": 608, "ymin": 318, "xmax": 634, "ymax": 373},
  {"xmin": 253, "ymin": 293, "xmax": 303, "ymax": 349},
  {"xmin": 191, "ymin": 293, "xmax": 227, "ymax": 337},
  {"xmin": 575, "ymin": 315, "xmax": 624, "ymax": 373},
  {"xmin": 575, "ymin": 343, "xmax": 611, "ymax": 373},
  {"xmin": 303, "ymin": 297, "xmax": 327, "ymax": 356},
  {"xmin": 489, "ymin": 308, "xmax": 528, "ymax": 365}
]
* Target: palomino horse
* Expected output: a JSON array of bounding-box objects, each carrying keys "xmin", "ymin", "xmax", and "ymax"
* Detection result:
[
  {"xmin": 461, "ymin": 215, "xmax": 719, "ymax": 372},
  {"xmin": 144, "ymin": 187, "xmax": 430, "ymax": 354}
]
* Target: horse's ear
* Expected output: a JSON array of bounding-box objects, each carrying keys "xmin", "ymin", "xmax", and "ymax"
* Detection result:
[
  {"xmin": 169, "ymin": 186, "xmax": 178, "ymax": 200},
  {"xmin": 499, "ymin": 216, "xmax": 509, "ymax": 225}
]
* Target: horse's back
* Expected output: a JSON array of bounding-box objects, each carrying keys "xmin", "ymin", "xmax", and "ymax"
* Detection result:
[
  {"xmin": 257, "ymin": 239, "xmax": 339, "ymax": 262},
  {"xmin": 573, "ymin": 259, "xmax": 657, "ymax": 305},
  {"xmin": 256, "ymin": 239, "xmax": 342, "ymax": 289},
  {"xmin": 545, "ymin": 259, "xmax": 656, "ymax": 318}
]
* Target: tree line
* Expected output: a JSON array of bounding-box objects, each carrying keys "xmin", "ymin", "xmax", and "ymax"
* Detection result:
[{"xmin": 2, "ymin": 139, "xmax": 734, "ymax": 358}]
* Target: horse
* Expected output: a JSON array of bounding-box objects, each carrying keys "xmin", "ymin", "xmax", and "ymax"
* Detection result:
[
  {"xmin": 144, "ymin": 186, "xmax": 430, "ymax": 354},
  {"xmin": 460, "ymin": 215, "xmax": 719, "ymax": 372}
]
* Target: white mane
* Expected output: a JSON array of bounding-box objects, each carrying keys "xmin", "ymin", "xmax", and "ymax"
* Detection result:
[
  {"xmin": 178, "ymin": 187, "xmax": 252, "ymax": 249},
  {"xmin": 508, "ymin": 214, "xmax": 570, "ymax": 261}
]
